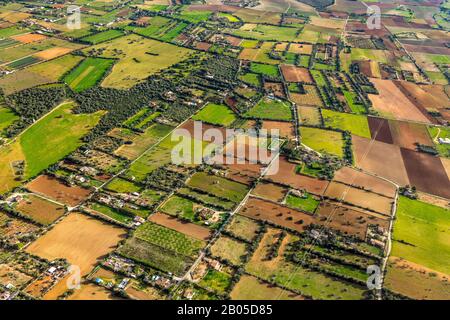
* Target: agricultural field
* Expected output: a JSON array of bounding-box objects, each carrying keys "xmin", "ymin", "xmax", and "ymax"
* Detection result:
[
  {"xmin": 64, "ymin": 57, "xmax": 115, "ymax": 92},
  {"xmin": 82, "ymin": 34, "xmax": 193, "ymax": 88},
  {"xmin": 0, "ymin": 0, "xmax": 448, "ymax": 302}
]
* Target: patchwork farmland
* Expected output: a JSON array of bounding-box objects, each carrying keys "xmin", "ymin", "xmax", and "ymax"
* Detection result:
[{"xmin": 0, "ymin": 0, "xmax": 447, "ymax": 303}]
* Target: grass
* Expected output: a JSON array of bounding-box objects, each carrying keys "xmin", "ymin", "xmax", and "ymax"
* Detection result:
[
  {"xmin": 226, "ymin": 215, "xmax": 260, "ymax": 242},
  {"xmin": 7, "ymin": 56, "xmax": 40, "ymax": 69},
  {"xmin": 199, "ymin": 269, "xmax": 232, "ymax": 294},
  {"xmin": 244, "ymin": 97, "xmax": 292, "ymax": 121},
  {"xmin": 82, "ymin": 34, "xmax": 193, "ymax": 89},
  {"xmin": 229, "ymin": 24, "xmax": 301, "ymax": 41},
  {"xmin": 321, "ymin": 109, "xmax": 371, "ymax": 138},
  {"xmin": 427, "ymin": 126, "xmax": 450, "ymax": 157},
  {"xmin": 177, "ymin": 188, "xmax": 235, "ymax": 211},
  {"xmin": 135, "ymin": 222, "xmax": 205, "ymax": 258},
  {"xmin": 105, "ymin": 178, "xmax": 141, "ymax": 194},
  {"xmin": 188, "ymin": 172, "xmax": 249, "ymax": 204},
  {"xmin": 0, "ymin": 26, "xmax": 27, "ymax": 38},
  {"xmin": 285, "ymin": 193, "xmax": 320, "ymax": 213},
  {"xmin": 239, "ymin": 72, "xmax": 261, "ymax": 87},
  {"xmin": 173, "ymin": 10, "xmax": 211, "ymax": 23},
  {"xmin": 89, "ymin": 202, "xmax": 133, "ymax": 224},
  {"xmin": 28, "ymin": 54, "xmax": 83, "ymax": 82},
  {"xmin": 310, "ymin": 70, "xmax": 327, "ymax": 86},
  {"xmin": 20, "ymin": 102, "xmax": 104, "ymax": 178},
  {"xmin": 0, "ymin": 106, "xmax": 18, "ymax": 135},
  {"xmin": 64, "ymin": 57, "xmax": 115, "ymax": 92},
  {"xmin": 391, "ymin": 196, "xmax": 450, "ymax": 275},
  {"xmin": 81, "ymin": 29, "xmax": 124, "ymax": 44},
  {"xmin": 250, "ymin": 62, "xmax": 280, "ymax": 78},
  {"xmin": 118, "ymin": 237, "xmax": 191, "ymax": 275},
  {"xmin": 246, "ymin": 228, "xmax": 366, "ymax": 299},
  {"xmin": 160, "ymin": 195, "xmax": 197, "ymax": 221},
  {"xmin": 192, "ymin": 103, "xmax": 236, "ymax": 126},
  {"xmin": 210, "ymin": 236, "xmax": 248, "ymax": 266},
  {"xmin": 240, "ymin": 39, "xmax": 259, "ymax": 48},
  {"xmin": 342, "ymin": 90, "xmax": 366, "ymax": 114},
  {"xmin": 300, "ymin": 127, "xmax": 344, "ymax": 157}
]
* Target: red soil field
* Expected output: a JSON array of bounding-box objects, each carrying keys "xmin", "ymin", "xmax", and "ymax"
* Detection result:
[
  {"xmin": 316, "ymin": 201, "xmax": 390, "ymax": 240},
  {"xmin": 195, "ymin": 42, "xmax": 212, "ymax": 51},
  {"xmin": 368, "ymin": 79, "xmax": 431, "ymax": 124},
  {"xmin": 252, "ymin": 181, "xmax": 288, "ymax": 202},
  {"xmin": 368, "ymin": 117, "xmax": 393, "ymax": 144},
  {"xmin": 225, "ymin": 35, "xmax": 242, "ymax": 46},
  {"xmin": 264, "ymin": 82, "xmax": 285, "ymax": 98},
  {"xmin": 264, "ymin": 156, "xmax": 329, "ymax": 195},
  {"xmin": 26, "ymin": 175, "xmax": 91, "ymax": 207},
  {"xmin": 262, "ymin": 120, "xmax": 295, "ymax": 139},
  {"xmin": 352, "ymin": 135, "xmax": 410, "ymax": 186},
  {"xmin": 388, "ymin": 120, "xmax": 433, "ymax": 150},
  {"xmin": 280, "ymin": 65, "xmax": 312, "ymax": 83},
  {"xmin": 333, "ymin": 167, "xmax": 397, "ymax": 198},
  {"xmin": 150, "ymin": 212, "xmax": 212, "ymax": 241},
  {"xmin": 400, "ymin": 148, "xmax": 450, "ymax": 199},
  {"xmin": 324, "ymin": 181, "xmax": 394, "ymax": 215}
]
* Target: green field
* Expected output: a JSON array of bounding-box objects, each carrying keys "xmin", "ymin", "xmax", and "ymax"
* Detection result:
[
  {"xmin": 64, "ymin": 57, "xmax": 115, "ymax": 92},
  {"xmin": 428, "ymin": 126, "xmax": 450, "ymax": 157},
  {"xmin": 342, "ymin": 90, "xmax": 366, "ymax": 114},
  {"xmin": 321, "ymin": 109, "xmax": 371, "ymax": 138},
  {"xmin": 81, "ymin": 29, "xmax": 124, "ymax": 44},
  {"xmin": 89, "ymin": 202, "xmax": 133, "ymax": 224},
  {"xmin": 239, "ymin": 72, "xmax": 261, "ymax": 86},
  {"xmin": 135, "ymin": 222, "xmax": 205, "ymax": 258},
  {"xmin": 391, "ymin": 196, "xmax": 450, "ymax": 275},
  {"xmin": 199, "ymin": 269, "xmax": 232, "ymax": 294},
  {"xmin": 160, "ymin": 195, "xmax": 198, "ymax": 222},
  {"xmin": 0, "ymin": 106, "xmax": 18, "ymax": 135},
  {"xmin": 285, "ymin": 193, "xmax": 320, "ymax": 213},
  {"xmin": 250, "ymin": 62, "xmax": 280, "ymax": 78},
  {"xmin": 129, "ymin": 16, "xmax": 188, "ymax": 42},
  {"xmin": 244, "ymin": 97, "xmax": 292, "ymax": 121},
  {"xmin": 7, "ymin": 56, "xmax": 40, "ymax": 69},
  {"xmin": 118, "ymin": 237, "xmax": 191, "ymax": 275},
  {"xmin": 105, "ymin": 177, "xmax": 142, "ymax": 194},
  {"xmin": 192, "ymin": 103, "xmax": 237, "ymax": 126},
  {"xmin": 82, "ymin": 34, "xmax": 193, "ymax": 88},
  {"xmin": 188, "ymin": 172, "xmax": 249, "ymax": 204},
  {"xmin": 20, "ymin": 102, "xmax": 104, "ymax": 179},
  {"xmin": 230, "ymin": 24, "xmax": 301, "ymax": 41},
  {"xmin": 300, "ymin": 127, "xmax": 344, "ymax": 157}
]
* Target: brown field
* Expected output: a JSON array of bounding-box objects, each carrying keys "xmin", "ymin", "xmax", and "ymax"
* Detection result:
[
  {"xmin": 388, "ymin": 120, "xmax": 433, "ymax": 150},
  {"xmin": 0, "ymin": 210, "xmax": 39, "ymax": 243},
  {"xmin": 417, "ymin": 191, "xmax": 450, "ymax": 209},
  {"xmin": 280, "ymin": 65, "xmax": 312, "ymax": 83},
  {"xmin": 239, "ymin": 197, "xmax": 388, "ymax": 238},
  {"xmin": 16, "ymin": 194, "xmax": 66, "ymax": 225},
  {"xmin": 26, "ymin": 212, "xmax": 126, "ymax": 275},
  {"xmin": 226, "ymin": 214, "xmax": 261, "ymax": 242},
  {"xmin": 324, "ymin": 181, "xmax": 394, "ymax": 215},
  {"xmin": 195, "ymin": 42, "xmax": 211, "ymax": 51},
  {"xmin": 26, "ymin": 175, "xmax": 91, "ymax": 207},
  {"xmin": 126, "ymin": 280, "xmax": 165, "ymax": 300},
  {"xmin": 262, "ymin": 120, "xmax": 294, "ymax": 138},
  {"xmin": 225, "ymin": 35, "xmax": 242, "ymax": 46},
  {"xmin": 264, "ymin": 82, "xmax": 285, "ymax": 98},
  {"xmin": 34, "ymin": 47, "xmax": 73, "ymax": 60},
  {"xmin": 24, "ymin": 274, "xmax": 59, "ymax": 298},
  {"xmin": 288, "ymin": 43, "xmax": 313, "ymax": 55},
  {"xmin": 352, "ymin": 135, "xmax": 410, "ymax": 186},
  {"xmin": 274, "ymin": 42, "xmax": 288, "ymax": 51},
  {"xmin": 179, "ymin": 119, "xmax": 232, "ymax": 145},
  {"xmin": 384, "ymin": 257, "xmax": 450, "ymax": 300},
  {"xmin": 265, "ymin": 156, "xmax": 329, "ymax": 195},
  {"xmin": 11, "ymin": 33, "xmax": 47, "ymax": 44},
  {"xmin": 400, "ymin": 148, "xmax": 450, "ymax": 199},
  {"xmin": 252, "ymin": 181, "xmax": 288, "ymax": 202},
  {"xmin": 230, "ymin": 275, "xmax": 304, "ymax": 300},
  {"xmin": 368, "ymin": 79, "xmax": 431, "ymax": 123},
  {"xmin": 368, "ymin": 117, "xmax": 393, "ymax": 144},
  {"xmin": 149, "ymin": 212, "xmax": 212, "ymax": 241},
  {"xmin": 316, "ymin": 201, "xmax": 390, "ymax": 240},
  {"xmin": 333, "ymin": 167, "xmax": 397, "ymax": 198},
  {"xmin": 0, "ymin": 264, "xmax": 32, "ymax": 288},
  {"xmin": 298, "ymin": 105, "xmax": 321, "ymax": 125},
  {"xmin": 68, "ymin": 283, "xmax": 122, "ymax": 300},
  {"xmin": 0, "ymin": 11, "xmax": 30, "ymax": 23},
  {"xmin": 290, "ymin": 85, "xmax": 323, "ymax": 107}
]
